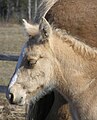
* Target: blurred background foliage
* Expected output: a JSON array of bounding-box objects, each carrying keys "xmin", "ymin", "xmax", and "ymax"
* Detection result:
[{"xmin": 0, "ymin": 0, "xmax": 40, "ymax": 23}]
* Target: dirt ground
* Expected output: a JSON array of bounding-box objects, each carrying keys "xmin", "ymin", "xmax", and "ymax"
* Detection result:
[
  {"xmin": 0, "ymin": 23, "xmax": 28, "ymax": 120},
  {"xmin": 0, "ymin": 94, "xmax": 26, "ymax": 120}
]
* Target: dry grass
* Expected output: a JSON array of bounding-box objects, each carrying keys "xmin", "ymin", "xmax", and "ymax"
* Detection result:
[{"xmin": 0, "ymin": 24, "xmax": 28, "ymax": 120}]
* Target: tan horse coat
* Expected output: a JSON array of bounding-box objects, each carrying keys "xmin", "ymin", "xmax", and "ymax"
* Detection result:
[{"xmin": 7, "ymin": 1, "xmax": 96, "ymax": 119}]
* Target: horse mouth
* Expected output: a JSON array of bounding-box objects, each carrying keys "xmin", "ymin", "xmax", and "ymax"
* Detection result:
[{"xmin": 27, "ymin": 91, "xmax": 55, "ymax": 120}]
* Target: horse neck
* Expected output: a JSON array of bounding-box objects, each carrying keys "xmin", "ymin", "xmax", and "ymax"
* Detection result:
[
  {"xmin": 49, "ymin": 31, "xmax": 97, "ymax": 120},
  {"xmin": 51, "ymin": 32, "xmax": 97, "ymax": 101}
]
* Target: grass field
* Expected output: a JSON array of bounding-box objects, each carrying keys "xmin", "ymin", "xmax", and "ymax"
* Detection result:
[{"xmin": 0, "ymin": 23, "xmax": 28, "ymax": 120}]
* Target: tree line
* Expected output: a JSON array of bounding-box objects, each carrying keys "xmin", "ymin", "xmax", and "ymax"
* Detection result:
[{"xmin": 0, "ymin": 0, "xmax": 39, "ymax": 23}]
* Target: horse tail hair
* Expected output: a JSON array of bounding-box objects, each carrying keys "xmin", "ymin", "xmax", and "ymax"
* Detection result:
[{"xmin": 34, "ymin": 0, "xmax": 58, "ymax": 24}]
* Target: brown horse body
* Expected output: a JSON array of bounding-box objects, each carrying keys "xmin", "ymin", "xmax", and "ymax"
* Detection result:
[{"xmin": 46, "ymin": 0, "xmax": 97, "ymax": 47}]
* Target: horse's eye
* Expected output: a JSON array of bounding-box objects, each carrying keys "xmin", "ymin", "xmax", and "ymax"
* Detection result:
[{"xmin": 27, "ymin": 59, "xmax": 37, "ymax": 68}]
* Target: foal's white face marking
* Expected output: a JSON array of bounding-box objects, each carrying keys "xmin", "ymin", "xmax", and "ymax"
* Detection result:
[
  {"xmin": 9, "ymin": 43, "xmax": 27, "ymax": 88},
  {"xmin": 9, "ymin": 72, "xmax": 18, "ymax": 88},
  {"xmin": 16, "ymin": 43, "xmax": 27, "ymax": 71}
]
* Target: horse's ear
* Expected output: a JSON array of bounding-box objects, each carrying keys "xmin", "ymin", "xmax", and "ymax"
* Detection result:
[
  {"xmin": 39, "ymin": 17, "xmax": 52, "ymax": 41},
  {"xmin": 22, "ymin": 19, "xmax": 39, "ymax": 36}
]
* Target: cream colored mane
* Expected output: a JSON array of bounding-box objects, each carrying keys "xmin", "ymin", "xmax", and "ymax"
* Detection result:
[{"xmin": 55, "ymin": 29, "xmax": 97, "ymax": 59}]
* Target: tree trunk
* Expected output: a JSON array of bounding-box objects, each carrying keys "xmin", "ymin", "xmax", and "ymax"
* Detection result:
[
  {"xmin": 28, "ymin": 0, "xmax": 31, "ymax": 21},
  {"xmin": 6, "ymin": 0, "xmax": 10, "ymax": 22},
  {"xmin": 16, "ymin": 0, "xmax": 19, "ymax": 8},
  {"xmin": 35, "ymin": 0, "xmax": 37, "ymax": 17}
]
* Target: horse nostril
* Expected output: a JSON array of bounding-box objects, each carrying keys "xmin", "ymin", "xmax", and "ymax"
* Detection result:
[{"xmin": 9, "ymin": 93, "xmax": 14, "ymax": 104}]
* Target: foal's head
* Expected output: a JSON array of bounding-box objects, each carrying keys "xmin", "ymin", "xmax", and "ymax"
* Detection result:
[{"xmin": 6, "ymin": 18, "xmax": 60, "ymax": 105}]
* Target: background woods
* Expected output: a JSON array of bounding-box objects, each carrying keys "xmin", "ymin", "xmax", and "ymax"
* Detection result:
[{"xmin": 0, "ymin": 0, "xmax": 40, "ymax": 23}]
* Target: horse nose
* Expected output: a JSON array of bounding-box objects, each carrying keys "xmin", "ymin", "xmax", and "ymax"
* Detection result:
[
  {"xmin": 6, "ymin": 89, "xmax": 14, "ymax": 104},
  {"xmin": 7, "ymin": 92, "xmax": 24, "ymax": 105},
  {"xmin": 6, "ymin": 88, "xmax": 26, "ymax": 105},
  {"xmin": 8, "ymin": 93, "xmax": 14, "ymax": 104}
]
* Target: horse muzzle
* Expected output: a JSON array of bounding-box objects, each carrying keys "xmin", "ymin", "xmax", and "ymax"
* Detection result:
[{"xmin": 6, "ymin": 85, "xmax": 26, "ymax": 106}]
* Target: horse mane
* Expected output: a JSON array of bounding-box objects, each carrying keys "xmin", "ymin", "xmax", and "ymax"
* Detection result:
[
  {"xmin": 55, "ymin": 29, "xmax": 97, "ymax": 59},
  {"xmin": 34, "ymin": 0, "xmax": 58, "ymax": 23}
]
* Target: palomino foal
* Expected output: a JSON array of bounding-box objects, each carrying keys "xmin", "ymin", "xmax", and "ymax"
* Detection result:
[{"xmin": 7, "ymin": 18, "xmax": 97, "ymax": 120}]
